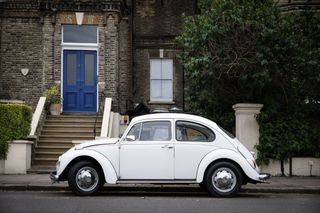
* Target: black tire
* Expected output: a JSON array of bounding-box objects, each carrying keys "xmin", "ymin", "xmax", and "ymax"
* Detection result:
[
  {"xmin": 199, "ymin": 182, "xmax": 208, "ymax": 192},
  {"xmin": 68, "ymin": 161, "xmax": 104, "ymax": 196},
  {"xmin": 204, "ymin": 161, "xmax": 242, "ymax": 197}
]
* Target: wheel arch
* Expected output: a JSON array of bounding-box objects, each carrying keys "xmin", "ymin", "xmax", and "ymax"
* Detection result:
[
  {"xmin": 201, "ymin": 158, "xmax": 248, "ymax": 184},
  {"xmin": 58, "ymin": 156, "xmax": 102, "ymax": 181},
  {"xmin": 57, "ymin": 150, "xmax": 118, "ymax": 184},
  {"xmin": 196, "ymin": 149, "xmax": 258, "ymax": 183}
]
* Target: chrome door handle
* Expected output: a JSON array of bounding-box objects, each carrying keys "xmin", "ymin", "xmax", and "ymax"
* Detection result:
[{"xmin": 161, "ymin": 145, "xmax": 174, "ymax": 149}]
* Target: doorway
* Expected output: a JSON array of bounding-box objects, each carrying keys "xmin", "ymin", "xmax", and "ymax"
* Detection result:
[{"xmin": 63, "ymin": 50, "xmax": 97, "ymax": 112}]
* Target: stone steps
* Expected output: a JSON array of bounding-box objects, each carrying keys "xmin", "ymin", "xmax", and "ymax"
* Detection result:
[
  {"xmin": 36, "ymin": 145, "xmax": 73, "ymax": 153},
  {"xmin": 27, "ymin": 165, "xmax": 56, "ymax": 174},
  {"xmin": 29, "ymin": 114, "xmax": 102, "ymax": 173}
]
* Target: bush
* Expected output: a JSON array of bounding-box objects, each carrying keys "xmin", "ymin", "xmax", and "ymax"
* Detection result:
[
  {"xmin": 43, "ymin": 85, "xmax": 62, "ymax": 104},
  {"xmin": 0, "ymin": 104, "xmax": 32, "ymax": 159},
  {"xmin": 256, "ymin": 107, "xmax": 320, "ymax": 175}
]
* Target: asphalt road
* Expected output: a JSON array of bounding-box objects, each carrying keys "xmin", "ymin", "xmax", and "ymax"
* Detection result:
[{"xmin": 0, "ymin": 191, "xmax": 319, "ymax": 213}]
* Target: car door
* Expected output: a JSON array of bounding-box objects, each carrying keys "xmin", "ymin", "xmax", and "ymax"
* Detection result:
[
  {"xmin": 174, "ymin": 120, "xmax": 217, "ymax": 180},
  {"xmin": 119, "ymin": 120, "xmax": 174, "ymax": 180}
]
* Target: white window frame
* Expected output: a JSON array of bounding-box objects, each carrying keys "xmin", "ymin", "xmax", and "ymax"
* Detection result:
[
  {"xmin": 61, "ymin": 25, "xmax": 99, "ymax": 47},
  {"xmin": 61, "ymin": 25, "xmax": 99, "ymax": 112},
  {"xmin": 150, "ymin": 58, "xmax": 173, "ymax": 103}
]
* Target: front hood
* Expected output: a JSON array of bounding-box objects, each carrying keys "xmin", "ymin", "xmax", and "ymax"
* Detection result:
[{"xmin": 75, "ymin": 137, "xmax": 119, "ymax": 149}]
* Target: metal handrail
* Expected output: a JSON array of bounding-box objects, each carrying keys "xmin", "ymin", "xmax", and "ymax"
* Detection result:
[{"xmin": 93, "ymin": 91, "xmax": 105, "ymax": 138}]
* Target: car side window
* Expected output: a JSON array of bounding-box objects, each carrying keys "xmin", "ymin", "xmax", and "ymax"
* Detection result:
[
  {"xmin": 126, "ymin": 121, "xmax": 172, "ymax": 141},
  {"xmin": 176, "ymin": 121, "xmax": 215, "ymax": 142},
  {"xmin": 126, "ymin": 123, "xmax": 141, "ymax": 141},
  {"xmin": 141, "ymin": 121, "xmax": 171, "ymax": 141}
]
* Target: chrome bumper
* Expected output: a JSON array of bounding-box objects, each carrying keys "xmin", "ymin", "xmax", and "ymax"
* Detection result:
[
  {"xmin": 259, "ymin": 173, "xmax": 271, "ymax": 182},
  {"xmin": 50, "ymin": 171, "xmax": 59, "ymax": 184}
]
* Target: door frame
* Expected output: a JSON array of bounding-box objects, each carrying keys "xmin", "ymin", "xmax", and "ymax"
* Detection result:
[
  {"xmin": 119, "ymin": 119, "xmax": 175, "ymax": 180},
  {"xmin": 61, "ymin": 46, "xmax": 99, "ymax": 113}
]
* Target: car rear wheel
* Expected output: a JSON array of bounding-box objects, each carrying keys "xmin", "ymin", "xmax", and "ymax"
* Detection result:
[
  {"xmin": 68, "ymin": 161, "xmax": 104, "ymax": 196},
  {"xmin": 204, "ymin": 162, "xmax": 242, "ymax": 197}
]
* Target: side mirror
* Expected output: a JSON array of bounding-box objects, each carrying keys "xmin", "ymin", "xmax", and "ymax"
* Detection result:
[{"xmin": 126, "ymin": 135, "xmax": 136, "ymax": 141}]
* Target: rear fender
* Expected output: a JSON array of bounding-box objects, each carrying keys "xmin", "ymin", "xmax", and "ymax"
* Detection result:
[{"xmin": 196, "ymin": 149, "xmax": 260, "ymax": 183}]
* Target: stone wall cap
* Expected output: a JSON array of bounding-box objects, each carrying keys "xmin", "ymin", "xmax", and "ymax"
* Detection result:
[
  {"xmin": 0, "ymin": 100, "xmax": 25, "ymax": 104},
  {"xmin": 9, "ymin": 140, "xmax": 33, "ymax": 145},
  {"xmin": 232, "ymin": 103, "xmax": 264, "ymax": 110}
]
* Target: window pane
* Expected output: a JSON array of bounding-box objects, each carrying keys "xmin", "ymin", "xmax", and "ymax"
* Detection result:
[
  {"xmin": 127, "ymin": 123, "xmax": 141, "ymax": 141},
  {"xmin": 176, "ymin": 121, "xmax": 215, "ymax": 142},
  {"xmin": 150, "ymin": 58, "xmax": 173, "ymax": 101},
  {"xmin": 151, "ymin": 79, "xmax": 162, "ymax": 99},
  {"xmin": 63, "ymin": 25, "xmax": 97, "ymax": 43},
  {"xmin": 141, "ymin": 121, "xmax": 171, "ymax": 141},
  {"xmin": 162, "ymin": 80, "xmax": 172, "ymax": 99},
  {"xmin": 150, "ymin": 59, "xmax": 161, "ymax": 79},
  {"xmin": 85, "ymin": 54, "xmax": 94, "ymax": 85},
  {"xmin": 161, "ymin": 59, "xmax": 173, "ymax": 79},
  {"xmin": 67, "ymin": 54, "xmax": 77, "ymax": 85}
]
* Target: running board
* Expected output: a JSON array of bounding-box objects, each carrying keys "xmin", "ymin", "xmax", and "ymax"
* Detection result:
[{"xmin": 116, "ymin": 180, "xmax": 197, "ymax": 184}]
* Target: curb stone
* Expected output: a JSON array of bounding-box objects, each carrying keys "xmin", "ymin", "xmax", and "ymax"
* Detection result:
[{"xmin": 1, "ymin": 185, "xmax": 319, "ymax": 194}]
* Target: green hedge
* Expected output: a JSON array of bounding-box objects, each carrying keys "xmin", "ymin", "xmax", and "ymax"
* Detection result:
[
  {"xmin": 0, "ymin": 104, "xmax": 32, "ymax": 159},
  {"xmin": 256, "ymin": 105, "xmax": 320, "ymax": 164}
]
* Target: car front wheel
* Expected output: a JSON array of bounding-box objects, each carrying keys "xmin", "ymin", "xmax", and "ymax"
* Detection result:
[
  {"xmin": 204, "ymin": 162, "xmax": 242, "ymax": 197},
  {"xmin": 68, "ymin": 161, "xmax": 104, "ymax": 196}
]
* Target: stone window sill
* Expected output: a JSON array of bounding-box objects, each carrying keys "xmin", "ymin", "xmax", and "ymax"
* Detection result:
[{"xmin": 148, "ymin": 100, "xmax": 175, "ymax": 105}]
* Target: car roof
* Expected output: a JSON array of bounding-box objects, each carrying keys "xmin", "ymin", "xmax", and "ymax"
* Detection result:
[{"xmin": 131, "ymin": 113, "xmax": 216, "ymax": 126}]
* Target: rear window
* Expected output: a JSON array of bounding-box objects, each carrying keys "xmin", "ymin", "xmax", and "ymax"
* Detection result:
[{"xmin": 176, "ymin": 121, "xmax": 215, "ymax": 142}]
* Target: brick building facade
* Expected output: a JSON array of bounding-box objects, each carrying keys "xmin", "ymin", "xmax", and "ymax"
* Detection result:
[
  {"xmin": 0, "ymin": 0, "xmax": 318, "ymax": 114},
  {"xmin": 0, "ymin": 0, "xmax": 196, "ymax": 114}
]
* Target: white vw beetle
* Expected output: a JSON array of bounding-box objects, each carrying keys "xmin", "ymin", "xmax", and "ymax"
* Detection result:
[{"xmin": 50, "ymin": 113, "xmax": 269, "ymax": 197}]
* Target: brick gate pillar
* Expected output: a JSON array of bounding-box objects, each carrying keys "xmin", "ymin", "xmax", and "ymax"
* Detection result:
[
  {"xmin": 104, "ymin": 13, "xmax": 120, "ymax": 112},
  {"xmin": 41, "ymin": 12, "xmax": 56, "ymax": 89},
  {"xmin": 232, "ymin": 103, "xmax": 263, "ymax": 156}
]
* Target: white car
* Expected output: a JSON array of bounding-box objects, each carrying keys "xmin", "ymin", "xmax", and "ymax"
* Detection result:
[{"xmin": 50, "ymin": 113, "xmax": 270, "ymax": 197}]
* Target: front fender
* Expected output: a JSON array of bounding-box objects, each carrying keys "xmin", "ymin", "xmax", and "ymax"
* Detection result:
[
  {"xmin": 57, "ymin": 149, "xmax": 118, "ymax": 184},
  {"xmin": 196, "ymin": 149, "xmax": 259, "ymax": 183}
]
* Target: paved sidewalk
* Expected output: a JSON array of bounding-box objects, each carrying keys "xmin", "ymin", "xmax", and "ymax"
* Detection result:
[{"xmin": 0, "ymin": 174, "xmax": 319, "ymax": 194}]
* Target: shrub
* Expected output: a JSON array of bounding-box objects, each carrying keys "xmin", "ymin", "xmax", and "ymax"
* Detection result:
[
  {"xmin": 256, "ymin": 106, "xmax": 320, "ymax": 175},
  {"xmin": 0, "ymin": 104, "xmax": 32, "ymax": 159},
  {"xmin": 43, "ymin": 85, "xmax": 62, "ymax": 104}
]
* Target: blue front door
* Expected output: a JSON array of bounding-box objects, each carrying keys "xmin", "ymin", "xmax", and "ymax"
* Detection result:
[{"xmin": 63, "ymin": 50, "xmax": 97, "ymax": 112}]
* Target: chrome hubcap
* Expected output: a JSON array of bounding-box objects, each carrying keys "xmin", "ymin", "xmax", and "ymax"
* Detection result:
[
  {"xmin": 76, "ymin": 166, "xmax": 99, "ymax": 192},
  {"xmin": 212, "ymin": 167, "xmax": 236, "ymax": 193}
]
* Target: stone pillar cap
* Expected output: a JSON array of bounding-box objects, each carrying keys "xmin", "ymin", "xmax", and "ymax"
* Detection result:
[
  {"xmin": 232, "ymin": 103, "xmax": 263, "ymax": 110},
  {"xmin": 9, "ymin": 140, "xmax": 33, "ymax": 145}
]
